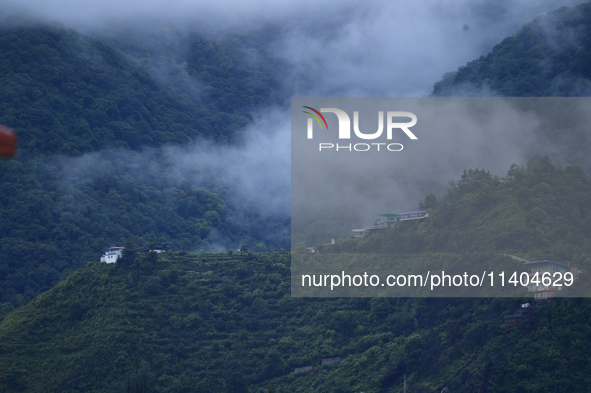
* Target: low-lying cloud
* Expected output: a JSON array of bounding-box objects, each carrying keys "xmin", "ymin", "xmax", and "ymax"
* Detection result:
[
  {"xmin": 57, "ymin": 106, "xmax": 291, "ymax": 218},
  {"xmin": 6, "ymin": 0, "xmax": 590, "ymax": 247}
]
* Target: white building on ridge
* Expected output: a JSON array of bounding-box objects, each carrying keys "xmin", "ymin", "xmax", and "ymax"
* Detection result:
[{"xmin": 100, "ymin": 247, "xmax": 125, "ymax": 263}]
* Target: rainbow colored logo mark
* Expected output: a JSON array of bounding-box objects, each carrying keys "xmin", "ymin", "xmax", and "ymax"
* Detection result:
[{"xmin": 302, "ymin": 106, "xmax": 328, "ymax": 130}]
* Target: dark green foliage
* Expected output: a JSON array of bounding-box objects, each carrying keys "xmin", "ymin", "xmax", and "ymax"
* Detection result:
[
  {"xmin": 0, "ymin": 23, "xmax": 290, "ymax": 305},
  {"xmin": 2, "ymin": 367, "xmax": 27, "ymax": 391},
  {"xmin": 433, "ymin": 3, "xmax": 591, "ymax": 97},
  {"xmin": 0, "ymin": 25, "xmax": 197, "ymax": 155},
  {"xmin": 3, "ymin": 4, "xmax": 591, "ymax": 392},
  {"xmin": 1, "ymin": 252, "xmax": 591, "ymax": 392},
  {"xmin": 1, "ymin": 157, "xmax": 591, "ymax": 392},
  {"xmin": 184, "ymin": 27, "xmax": 287, "ymax": 119},
  {"xmin": 0, "ymin": 154, "xmax": 288, "ymax": 305},
  {"xmin": 121, "ymin": 237, "xmax": 139, "ymax": 267},
  {"xmin": 0, "ymin": 23, "xmax": 287, "ymax": 156},
  {"xmin": 429, "ymin": 2, "xmax": 591, "ymax": 180}
]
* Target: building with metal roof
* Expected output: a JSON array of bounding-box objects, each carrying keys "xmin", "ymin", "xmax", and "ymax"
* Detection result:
[
  {"xmin": 352, "ymin": 211, "xmax": 428, "ymax": 237},
  {"xmin": 522, "ymin": 260, "xmax": 579, "ymax": 299}
]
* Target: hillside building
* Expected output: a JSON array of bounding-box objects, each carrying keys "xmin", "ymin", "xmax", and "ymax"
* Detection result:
[
  {"xmin": 523, "ymin": 260, "xmax": 579, "ymax": 299},
  {"xmin": 352, "ymin": 211, "xmax": 428, "ymax": 237},
  {"xmin": 100, "ymin": 247, "xmax": 125, "ymax": 263},
  {"xmin": 398, "ymin": 210, "xmax": 429, "ymax": 221}
]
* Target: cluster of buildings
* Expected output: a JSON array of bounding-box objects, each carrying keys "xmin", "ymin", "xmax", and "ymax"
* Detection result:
[
  {"xmin": 349, "ymin": 213, "xmax": 580, "ymax": 299},
  {"xmin": 100, "ymin": 243, "xmax": 168, "ymax": 263},
  {"xmin": 352, "ymin": 210, "xmax": 429, "ymax": 238}
]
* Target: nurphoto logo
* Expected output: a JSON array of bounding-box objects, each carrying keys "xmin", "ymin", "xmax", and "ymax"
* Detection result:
[{"xmin": 302, "ymin": 106, "xmax": 418, "ymax": 152}]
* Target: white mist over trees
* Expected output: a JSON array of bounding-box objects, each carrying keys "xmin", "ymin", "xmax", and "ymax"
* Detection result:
[{"xmin": 0, "ymin": 0, "xmax": 589, "ymax": 303}]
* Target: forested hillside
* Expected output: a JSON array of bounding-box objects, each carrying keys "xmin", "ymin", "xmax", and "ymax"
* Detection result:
[
  {"xmin": 2, "ymin": 158, "xmax": 591, "ymax": 392},
  {"xmin": 0, "ymin": 23, "xmax": 285, "ymax": 155},
  {"xmin": 432, "ymin": 3, "xmax": 591, "ymax": 97},
  {"xmin": 0, "ymin": 22, "xmax": 290, "ymax": 305},
  {"xmin": 328, "ymin": 156, "xmax": 591, "ymax": 264},
  {"xmin": 432, "ymin": 2, "xmax": 591, "ymax": 184},
  {"xmin": 3, "ymin": 2, "xmax": 591, "ymax": 392}
]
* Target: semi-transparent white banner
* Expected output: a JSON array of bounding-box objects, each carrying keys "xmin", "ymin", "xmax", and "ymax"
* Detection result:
[{"xmin": 292, "ymin": 97, "xmax": 591, "ymax": 297}]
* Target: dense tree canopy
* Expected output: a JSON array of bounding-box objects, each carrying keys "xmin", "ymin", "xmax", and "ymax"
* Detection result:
[
  {"xmin": 3, "ymin": 3, "xmax": 591, "ymax": 392},
  {"xmin": 0, "ymin": 23, "xmax": 290, "ymax": 305},
  {"xmin": 432, "ymin": 4, "xmax": 591, "ymax": 97}
]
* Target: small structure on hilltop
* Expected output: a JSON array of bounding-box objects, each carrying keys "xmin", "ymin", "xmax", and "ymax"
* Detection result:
[{"xmin": 100, "ymin": 247, "xmax": 125, "ymax": 263}]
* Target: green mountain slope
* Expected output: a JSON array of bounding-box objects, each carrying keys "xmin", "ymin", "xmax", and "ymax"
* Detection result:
[
  {"xmin": 0, "ymin": 24, "xmax": 203, "ymax": 155},
  {"xmin": 2, "ymin": 159, "xmax": 591, "ymax": 392},
  {"xmin": 432, "ymin": 3, "xmax": 591, "ymax": 98},
  {"xmin": 0, "ymin": 23, "xmax": 290, "ymax": 305},
  {"xmin": 0, "ymin": 23, "xmax": 286, "ymax": 155},
  {"xmin": 4, "ymin": 4, "xmax": 591, "ymax": 392},
  {"xmin": 431, "ymin": 1, "xmax": 591, "ymax": 187},
  {"xmin": 329, "ymin": 157, "xmax": 591, "ymax": 263}
]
